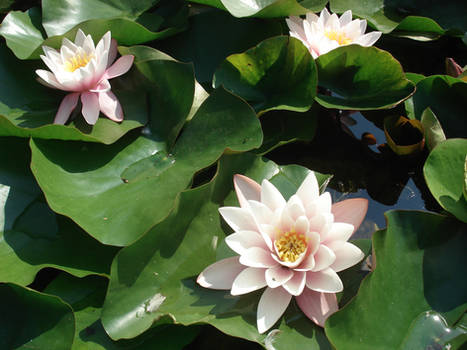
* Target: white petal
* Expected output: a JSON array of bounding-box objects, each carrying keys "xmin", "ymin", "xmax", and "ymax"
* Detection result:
[
  {"xmin": 339, "ymin": 10, "xmax": 353, "ymax": 26},
  {"xmin": 306, "ymin": 268, "xmax": 343, "ymax": 293},
  {"xmin": 261, "ymin": 179, "xmax": 286, "ymax": 211},
  {"xmin": 311, "ymin": 245, "xmax": 336, "ymax": 272},
  {"xmin": 355, "ymin": 31, "xmax": 382, "ymax": 47},
  {"xmin": 234, "ymin": 174, "xmax": 261, "ymax": 208},
  {"xmin": 81, "ymin": 91, "xmax": 100, "ymax": 125},
  {"xmin": 248, "ymin": 200, "xmax": 274, "ymax": 225},
  {"xmin": 319, "ymin": 7, "xmax": 331, "ymax": 26},
  {"xmin": 82, "ymin": 33, "xmax": 96, "ymax": 54},
  {"xmin": 61, "ymin": 37, "xmax": 78, "ymax": 54},
  {"xmin": 279, "ymin": 206, "xmax": 294, "ymax": 232},
  {"xmin": 98, "ymin": 89, "xmax": 124, "ymax": 122},
  {"xmin": 294, "ymin": 215, "xmax": 309, "ymax": 235},
  {"xmin": 282, "ymin": 271, "xmax": 306, "ymax": 296},
  {"xmin": 257, "ymin": 287, "xmax": 291, "ymax": 334},
  {"xmin": 295, "ymin": 252, "xmax": 315, "ymax": 271},
  {"xmin": 316, "ymin": 192, "xmax": 332, "ymax": 213},
  {"xmin": 286, "ymin": 16, "xmax": 306, "ymax": 42},
  {"xmin": 231, "ymin": 267, "xmax": 267, "ymax": 295},
  {"xmin": 219, "ymin": 207, "xmax": 257, "ymax": 232},
  {"xmin": 305, "ymin": 12, "xmax": 319, "ymax": 24},
  {"xmin": 239, "ymin": 247, "xmax": 277, "ymax": 268},
  {"xmin": 265, "ymin": 265, "xmax": 294, "ymax": 288},
  {"xmin": 225, "ymin": 230, "xmax": 267, "ymax": 255},
  {"xmin": 74, "ymin": 29, "xmax": 87, "ymax": 47},
  {"xmin": 296, "ymin": 172, "xmax": 319, "ymax": 206},
  {"xmin": 36, "ymin": 69, "xmax": 64, "ymax": 90},
  {"xmin": 197, "ymin": 256, "xmax": 244, "ymax": 290},
  {"xmin": 286, "ymin": 195, "xmax": 305, "ymax": 221},
  {"xmin": 296, "ymin": 288, "xmax": 338, "ymax": 327},
  {"xmin": 330, "ymin": 242, "xmax": 364, "ymax": 272},
  {"xmin": 359, "ymin": 20, "xmax": 367, "ymax": 33}
]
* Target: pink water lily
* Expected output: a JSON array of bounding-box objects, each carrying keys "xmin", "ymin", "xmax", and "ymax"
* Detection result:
[
  {"xmin": 36, "ymin": 29, "xmax": 134, "ymax": 125},
  {"xmin": 197, "ymin": 172, "xmax": 368, "ymax": 333},
  {"xmin": 286, "ymin": 8, "xmax": 382, "ymax": 58}
]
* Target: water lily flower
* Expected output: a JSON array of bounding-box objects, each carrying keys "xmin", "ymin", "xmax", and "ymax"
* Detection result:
[
  {"xmin": 197, "ymin": 172, "xmax": 368, "ymax": 333},
  {"xmin": 286, "ymin": 8, "xmax": 382, "ymax": 58},
  {"xmin": 36, "ymin": 29, "xmax": 134, "ymax": 125}
]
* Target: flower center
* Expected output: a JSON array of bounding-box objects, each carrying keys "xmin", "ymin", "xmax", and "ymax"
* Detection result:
[
  {"xmin": 64, "ymin": 52, "xmax": 93, "ymax": 72},
  {"xmin": 274, "ymin": 231, "xmax": 307, "ymax": 263},
  {"xmin": 325, "ymin": 31, "xmax": 352, "ymax": 45}
]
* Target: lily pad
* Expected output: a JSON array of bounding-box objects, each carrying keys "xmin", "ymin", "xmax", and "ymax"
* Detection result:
[
  {"xmin": 420, "ymin": 107, "xmax": 446, "ymax": 151},
  {"xmin": 384, "ymin": 115, "xmax": 425, "ymax": 156},
  {"xmin": 325, "ymin": 210, "xmax": 467, "ymax": 349},
  {"xmin": 423, "ymin": 139, "xmax": 467, "ymax": 223},
  {"xmin": 30, "ymin": 87, "xmax": 262, "ymax": 246},
  {"xmin": 189, "ymin": 0, "xmax": 327, "ymax": 17},
  {"xmin": 412, "ymin": 75, "xmax": 467, "ymax": 139},
  {"xmin": 213, "ymin": 36, "xmax": 318, "ymax": 114},
  {"xmin": 101, "ymin": 153, "xmax": 333, "ymax": 348},
  {"xmin": 0, "ymin": 283, "xmax": 75, "ymax": 350},
  {"xmin": 43, "ymin": 273, "xmax": 200, "ymax": 349},
  {"xmin": 315, "ymin": 45, "xmax": 415, "ymax": 110}
]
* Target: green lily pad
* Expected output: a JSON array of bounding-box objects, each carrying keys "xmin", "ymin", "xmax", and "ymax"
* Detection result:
[
  {"xmin": 157, "ymin": 10, "xmax": 282, "ymax": 83},
  {"xmin": 0, "ymin": 44, "xmax": 147, "ymax": 144},
  {"xmin": 0, "ymin": 137, "xmax": 118, "ymax": 285},
  {"xmin": 420, "ymin": 107, "xmax": 446, "ymax": 151},
  {"xmin": 30, "ymin": 87, "xmax": 262, "ymax": 246},
  {"xmin": 0, "ymin": 283, "xmax": 75, "ymax": 350},
  {"xmin": 0, "ymin": 1, "xmax": 188, "ymax": 60},
  {"xmin": 391, "ymin": 16, "xmax": 445, "ymax": 41},
  {"xmin": 189, "ymin": 0, "xmax": 327, "ymax": 17},
  {"xmin": 315, "ymin": 45, "xmax": 415, "ymax": 110},
  {"xmin": 330, "ymin": 0, "xmax": 467, "ymax": 34},
  {"xmin": 43, "ymin": 273, "xmax": 200, "ymax": 349},
  {"xmin": 213, "ymin": 36, "xmax": 318, "ymax": 114},
  {"xmin": 325, "ymin": 210, "xmax": 467, "ymax": 349},
  {"xmin": 412, "ymin": 75, "xmax": 467, "ymax": 139},
  {"xmin": 101, "ymin": 153, "xmax": 333, "ymax": 348},
  {"xmin": 424, "ymin": 139, "xmax": 467, "ymax": 223}
]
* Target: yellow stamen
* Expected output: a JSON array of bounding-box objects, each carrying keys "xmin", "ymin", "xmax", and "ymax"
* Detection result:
[
  {"xmin": 325, "ymin": 31, "xmax": 352, "ymax": 45},
  {"xmin": 274, "ymin": 230, "xmax": 308, "ymax": 263},
  {"xmin": 64, "ymin": 52, "xmax": 93, "ymax": 72}
]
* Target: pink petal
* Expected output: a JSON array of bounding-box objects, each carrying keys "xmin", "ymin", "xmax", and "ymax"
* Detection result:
[
  {"xmin": 330, "ymin": 242, "xmax": 364, "ymax": 272},
  {"xmin": 36, "ymin": 69, "xmax": 64, "ymax": 90},
  {"xmin": 225, "ymin": 230, "xmax": 267, "ymax": 255},
  {"xmin": 239, "ymin": 247, "xmax": 277, "ymax": 268},
  {"xmin": 234, "ymin": 174, "xmax": 261, "ymax": 208},
  {"xmin": 311, "ymin": 245, "xmax": 336, "ymax": 272},
  {"xmin": 322, "ymin": 223, "xmax": 354, "ymax": 245},
  {"xmin": 54, "ymin": 92, "xmax": 80, "ymax": 124},
  {"xmin": 261, "ymin": 179, "xmax": 286, "ymax": 211},
  {"xmin": 107, "ymin": 38, "xmax": 118, "ymax": 67},
  {"xmin": 296, "ymin": 172, "xmax": 319, "ymax": 207},
  {"xmin": 218, "ymin": 207, "xmax": 257, "ymax": 232},
  {"xmin": 265, "ymin": 265, "xmax": 294, "ymax": 288},
  {"xmin": 296, "ymin": 288, "xmax": 338, "ymax": 327},
  {"xmin": 257, "ymin": 287, "xmax": 292, "ymax": 333},
  {"xmin": 283, "ymin": 271, "xmax": 306, "ymax": 296},
  {"xmin": 306, "ymin": 268, "xmax": 343, "ymax": 293},
  {"xmin": 98, "ymin": 90, "xmax": 123, "ymax": 122},
  {"xmin": 103, "ymin": 55, "xmax": 134, "ymax": 80},
  {"xmin": 81, "ymin": 92, "xmax": 100, "ymax": 125},
  {"xmin": 295, "ymin": 253, "xmax": 315, "ymax": 271},
  {"xmin": 90, "ymin": 79, "xmax": 111, "ymax": 93},
  {"xmin": 197, "ymin": 256, "xmax": 245, "ymax": 290},
  {"xmin": 331, "ymin": 198, "xmax": 368, "ymax": 234},
  {"xmin": 231, "ymin": 267, "xmax": 267, "ymax": 295}
]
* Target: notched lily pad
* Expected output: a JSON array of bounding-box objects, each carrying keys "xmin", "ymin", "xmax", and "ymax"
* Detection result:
[{"xmin": 384, "ymin": 115, "xmax": 425, "ymax": 156}]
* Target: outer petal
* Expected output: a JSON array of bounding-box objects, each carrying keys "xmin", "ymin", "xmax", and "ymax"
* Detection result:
[
  {"xmin": 98, "ymin": 90, "xmax": 123, "ymax": 122},
  {"xmin": 219, "ymin": 207, "xmax": 257, "ymax": 232},
  {"xmin": 257, "ymin": 287, "xmax": 292, "ymax": 334},
  {"xmin": 54, "ymin": 92, "xmax": 80, "ymax": 124},
  {"xmin": 197, "ymin": 256, "xmax": 244, "ymax": 290},
  {"xmin": 331, "ymin": 198, "xmax": 368, "ymax": 234},
  {"xmin": 234, "ymin": 174, "xmax": 261, "ymax": 208},
  {"xmin": 231, "ymin": 267, "xmax": 267, "ymax": 295},
  {"xmin": 330, "ymin": 242, "xmax": 364, "ymax": 272},
  {"xmin": 107, "ymin": 38, "xmax": 118, "ymax": 67},
  {"xmin": 81, "ymin": 92, "xmax": 100, "ymax": 125},
  {"xmin": 239, "ymin": 247, "xmax": 277, "ymax": 268},
  {"xmin": 296, "ymin": 288, "xmax": 338, "ymax": 327},
  {"xmin": 225, "ymin": 230, "xmax": 267, "ymax": 255},
  {"xmin": 339, "ymin": 10, "xmax": 353, "ymax": 26},
  {"xmin": 283, "ymin": 271, "xmax": 306, "ymax": 296},
  {"xmin": 355, "ymin": 31, "xmax": 382, "ymax": 46},
  {"xmin": 296, "ymin": 172, "xmax": 319, "ymax": 206},
  {"xmin": 261, "ymin": 179, "xmax": 286, "ymax": 211},
  {"xmin": 36, "ymin": 69, "xmax": 65, "ymax": 90},
  {"xmin": 306, "ymin": 268, "xmax": 343, "ymax": 293},
  {"xmin": 265, "ymin": 265, "xmax": 294, "ymax": 288},
  {"xmin": 103, "ymin": 55, "xmax": 134, "ymax": 80},
  {"xmin": 322, "ymin": 222, "xmax": 354, "ymax": 244}
]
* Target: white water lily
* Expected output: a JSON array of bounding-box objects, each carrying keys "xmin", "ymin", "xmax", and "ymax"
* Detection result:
[
  {"xmin": 197, "ymin": 172, "xmax": 368, "ymax": 333},
  {"xmin": 286, "ymin": 8, "xmax": 382, "ymax": 58},
  {"xmin": 36, "ymin": 29, "xmax": 134, "ymax": 125}
]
